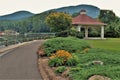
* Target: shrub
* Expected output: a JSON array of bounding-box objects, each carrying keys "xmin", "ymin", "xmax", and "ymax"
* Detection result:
[
  {"xmin": 89, "ymin": 28, "xmax": 100, "ymax": 37},
  {"xmin": 75, "ymin": 31, "xmax": 84, "ymax": 39},
  {"xmin": 55, "ymin": 30, "xmax": 69, "ymax": 37},
  {"xmin": 43, "ymin": 37, "xmax": 91, "ymax": 56},
  {"xmin": 55, "ymin": 50, "xmax": 72, "ymax": 61},
  {"xmin": 69, "ymin": 48, "xmax": 120, "ymax": 80},
  {"xmin": 66, "ymin": 55, "xmax": 78, "ymax": 66},
  {"xmin": 55, "ymin": 30, "xmax": 84, "ymax": 39},
  {"xmin": 55, "ymin": 66, "xmax": 66, "ymax": 74},
  {"xmin": 70, "ymin": 67, "xmax": 81, "ymax": 72},
  {"xmin": 49, "ymin": 50, "xmax": 78, "ymax": 66},
  {"xmin": 48, "ymin": 57, "xmax": 63, "ymax": 67},
  {"xmin": 80, "ymin": 48, "xmax": 90, "ymax": 54}
]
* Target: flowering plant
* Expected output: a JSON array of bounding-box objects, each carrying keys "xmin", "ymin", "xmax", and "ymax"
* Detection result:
[
  {"xmin": 49, "ymin": 50, "xmax": 78, "ymax": 66},
  {"xmin": 50, "ymin": 50, "xmax": 72, "ymax": 61}
]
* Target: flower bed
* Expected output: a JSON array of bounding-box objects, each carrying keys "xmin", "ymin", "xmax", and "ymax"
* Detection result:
[
  {"xmin": 37, "ymin": 37, "xmax": 91, "ymax": 80},
  {"xmin": 37, "ymin": 37, "xmax": 119, "ymax": 80},
  {"xmin": 38, "ymin": 57, "xmax": 71, "ymax": 80}
]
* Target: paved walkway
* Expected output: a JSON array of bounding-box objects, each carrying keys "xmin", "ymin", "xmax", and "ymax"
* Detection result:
[{"xmin": 0, "ymin": 40, "xmax": 43, "ymax": 80}]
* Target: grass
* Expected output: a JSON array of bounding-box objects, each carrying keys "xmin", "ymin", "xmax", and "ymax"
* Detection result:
[
  {"xmin": 69, "ymin": 48, "xmax": 120, "ymax": 80},
  {"xmin": 43, "ymin": 37, "xmax": 90, "ymax": 56},
  {"xmin": 42, "ymin": 37, "xmax": 120, "ymax": 80},
  {"xmin": 86, "ymin": 38, "xmax": 120, "ymax": 51}
]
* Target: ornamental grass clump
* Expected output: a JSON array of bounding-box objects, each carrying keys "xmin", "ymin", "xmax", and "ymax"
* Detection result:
[
  {"xmin": 55, "ymin": 66, "xmax": 66, "ymax": 74},
  {"xmin": 48, "ymin": 50, "xmax": 78, "ymax": 67}
]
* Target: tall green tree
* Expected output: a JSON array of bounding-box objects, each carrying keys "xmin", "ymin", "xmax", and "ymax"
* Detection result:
[
  {"xmin": 45, "ymin": 12, "xmax": 72, "ymax": 32},
  {"xmin": 99, "ymin": 10, "xmax": 116, "ymax": 23},
  {"xmin": 99, "ymin": 10, "xmax": 120, "ymax": 37}
]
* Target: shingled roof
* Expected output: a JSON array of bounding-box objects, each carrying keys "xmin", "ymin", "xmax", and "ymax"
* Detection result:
[{"xmin": 72, "ymin": 10, "xmax": 106, "ymax": 26}]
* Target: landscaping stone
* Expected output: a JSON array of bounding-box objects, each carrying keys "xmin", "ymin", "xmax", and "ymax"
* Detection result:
[
  {"xmin": 88, "ymin": 75, "xmax": 111, "ymax": 80},
  {"xmin": 37, "ymin": 49, "xmax": 45, "ymax": 57},
  {"xmin": 92, "ymin": 60, "xmax": 104, "ymax": 65}
]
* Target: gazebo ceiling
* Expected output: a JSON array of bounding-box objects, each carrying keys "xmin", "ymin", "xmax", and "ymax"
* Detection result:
[{"xmin": 72, "ymin": 10, "xmax": 106, "ymax": 26}]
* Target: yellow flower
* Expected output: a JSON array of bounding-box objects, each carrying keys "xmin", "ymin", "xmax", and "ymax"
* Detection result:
[
  {"xmin": 49, "ymin": 54, "xmax": 56, "ymax": 59},
  {"xmin": 49, "ymin": 50, "xmax": 72, "ymax": 60}
]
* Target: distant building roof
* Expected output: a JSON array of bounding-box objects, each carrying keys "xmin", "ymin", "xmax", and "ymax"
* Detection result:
[{"xmin": 72, "ymin": 10, "xmax": 106, "ymax": 26}]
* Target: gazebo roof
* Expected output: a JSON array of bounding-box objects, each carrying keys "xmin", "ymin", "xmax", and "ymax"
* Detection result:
[{"xmin": 72, "ymin": 10, "xmax": 106, "ymax": 26}]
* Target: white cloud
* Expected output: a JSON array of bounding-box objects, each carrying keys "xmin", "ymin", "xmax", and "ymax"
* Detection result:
[{"xmin": 0, "ymin": 0, "xmax": 120, "ymax": 16}]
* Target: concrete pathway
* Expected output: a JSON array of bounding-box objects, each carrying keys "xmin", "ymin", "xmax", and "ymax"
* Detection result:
[{"xmin": 0, "ymin": 40, "xmax": 43, "ymax": 80}]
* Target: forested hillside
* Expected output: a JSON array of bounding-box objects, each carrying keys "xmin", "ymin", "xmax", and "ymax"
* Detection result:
[
  {"xmin": 0, "ymin": 11, "xmax": 51, "ymax": 34},
  {"xmin": 0, "ymin": 4, "xmax": 120, "ymax": 37},
  {"xmin": 0, "ymin": 4, "xmax": 100, "ymax": 34},
  {"xmin": 0, "ymin": 11, "xmax": 34, "ymax": 20}
]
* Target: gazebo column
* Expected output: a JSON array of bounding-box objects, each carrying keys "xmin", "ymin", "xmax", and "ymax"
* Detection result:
[
  {"xmin": 85, "ymin": 26, "xmax": 88, "ymax": 39},
  {"xmin": 77, "ymin": 25, "xmax": 81, "ymax": 32},
  {"xmin": 101, "ymin": 26, "xmax": 104, "ymax": 39}
]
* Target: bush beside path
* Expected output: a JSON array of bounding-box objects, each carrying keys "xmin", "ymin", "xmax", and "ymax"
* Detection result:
[{"xmin": 37, "ymin": 37, "xmax": 120, "ymax": 80}]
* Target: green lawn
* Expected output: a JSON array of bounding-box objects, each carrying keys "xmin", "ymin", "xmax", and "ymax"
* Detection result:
[
  {"xmin": 42, "ymin": 37, "xmax": 120, "ymax": 80},
  {"xmin": 69, "ymin": 48, "xmax": 120, "ymax": 80},
  {"xmin": 86, "ymin": 38, "xmax": 120, "ymax": 51}
]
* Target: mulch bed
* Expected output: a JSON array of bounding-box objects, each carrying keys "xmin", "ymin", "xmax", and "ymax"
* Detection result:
[
  {"xmin": 37, "ymin": 49, "xmax": 111, "ymax": 80},
  {"xmin": 38, "ymin": 57, "xmax": 70, "ymax": 80}
]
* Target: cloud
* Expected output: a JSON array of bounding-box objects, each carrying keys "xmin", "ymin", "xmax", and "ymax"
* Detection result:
[{"xmin": 0, "ymin": 0, "xmax": 119, "ymax": 16}]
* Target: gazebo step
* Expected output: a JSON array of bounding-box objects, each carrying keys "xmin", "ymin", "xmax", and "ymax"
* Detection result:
[{"xmin": 84, "ymin": 37, "xmax": 106, "ymax": 40}]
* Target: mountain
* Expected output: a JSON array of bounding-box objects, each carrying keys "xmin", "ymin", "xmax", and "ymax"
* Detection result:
[
  {"xmin": 0, "ymin": 4, "xmax": 100, "ymax": 21},
  {"xmin": 51, "ymin": 4, "xmax": 100, "ymax": 18},
  {"xmin": 0, "ymin": 4, "xmax": 117, "ymax": 34},
  {"xmin": 0, "ymin": 11, "xmax": 34, "ymax": 20}
]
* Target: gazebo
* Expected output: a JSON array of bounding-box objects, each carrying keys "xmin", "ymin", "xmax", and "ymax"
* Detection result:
[{"xmin": 72, "ymin": 10, "xmax": 107, "ymax": 39}]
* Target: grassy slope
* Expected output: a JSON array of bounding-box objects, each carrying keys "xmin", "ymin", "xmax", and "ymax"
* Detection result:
[
  {"xmin": 86, "ymin": 38, "xmax": 120, "ymax": 51},
  {"xmin": 43, "ymin": 37, "xmax": 120, "ymax": 80},
  {"xmin": 70, "ymin": 49, "xmax": 120, "ymax": 80},
  {"xmin": 68, "ymin": 38, "xmax": 120, "ymax": 80}
]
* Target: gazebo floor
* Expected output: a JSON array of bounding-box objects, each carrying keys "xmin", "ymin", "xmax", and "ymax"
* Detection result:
[{"xmin": 84, "ymin": 37, "xmax": 106, "ymax": 40}]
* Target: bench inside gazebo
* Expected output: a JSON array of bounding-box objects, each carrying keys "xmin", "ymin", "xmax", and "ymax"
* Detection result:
[{"xmin": 72, "ymin": 10, "xmax": 107, "ymax": 39}]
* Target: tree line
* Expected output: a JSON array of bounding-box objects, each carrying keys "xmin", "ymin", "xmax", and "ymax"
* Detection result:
[
  {"xmin": 0, "ymin": 10, "xmax": 120, "ymax": 37},
  {"xmin": 0, "ymin": 11, "xmax": 51, "ymax": 34}
]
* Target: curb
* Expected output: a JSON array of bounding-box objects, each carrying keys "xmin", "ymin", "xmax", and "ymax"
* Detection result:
[
  {"xmin": 38, "ymin": 58, "xmax": 50, "ymax": 80},
  {"xmin": 38, "ymin": 58, "xmax": 56, "ymax": 80},
  {"xmin": 38, "ymin": 58, "xmax": 67, "ymax": 80}
]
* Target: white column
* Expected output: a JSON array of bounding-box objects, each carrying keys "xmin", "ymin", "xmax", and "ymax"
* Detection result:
[
  {"xmin": 77, "ymin": 26, "xmax": 81, "ymax": 32},
  {"xmin": 85, "ymin": 26, "xmax": 88, "ymax": 39},
  {"xmin": 101, "ymin": 26, "xmax": 104, "ymax": 39}
]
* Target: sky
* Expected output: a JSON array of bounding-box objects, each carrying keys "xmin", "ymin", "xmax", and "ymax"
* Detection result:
[{"xmin": 0, "ymin": 0, "xmax": 120, "ymax": 16}]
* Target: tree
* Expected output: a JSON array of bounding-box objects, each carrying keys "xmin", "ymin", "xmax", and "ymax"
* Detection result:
[
  {"xmin": 99, "ymin": 10, "xmax": 116, "ymax": 24},
  {"xmin": 105, "ymin": 19, "xmax": 120, "ymax": 37},
  {"xmin": 0, "ymin": 11, "xmax": 51, "ymax": 33},
  {"xmin": 45, "ymin": 12, "xmax": 72, "ymax": 32},
  {"xmin": 99, "ymin": 10, "xmax": 120, "ymax": 37}
]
